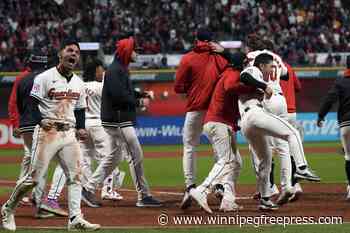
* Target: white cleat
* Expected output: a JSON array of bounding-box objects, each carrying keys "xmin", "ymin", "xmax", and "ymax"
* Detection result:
[
  {"xmin": 1, "ymin": 205, "xmax": 16, "ymax": 231},
  {"xmin": 189, "ymin": 188, "xmax": 212, "ymax": 214},
  {"xmin": 276, "ymin": 189, "xmax": 294, "ymax": 206},
  {"xmin": 101, "ymin": 187, "xmax": 123, "ymax": 201},
  {"xmin": 219, "ymin": 198, "xmax": 243, "ymax": 212},
  {"xmin": 289, "ymin": 183, "xmax": 303, "ymax": 202},
  {"xmin": 68, "ymin": 215, "xmax": 101, "ymax": 231},
  {"xmin": 346, "ymin": 185, "xmax": 350, "ymax": 202}
]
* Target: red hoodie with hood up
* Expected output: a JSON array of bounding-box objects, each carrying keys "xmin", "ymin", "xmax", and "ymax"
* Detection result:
[{"xmin": 174, "ymin": 41, "xmax": 228, "ymax": 112}]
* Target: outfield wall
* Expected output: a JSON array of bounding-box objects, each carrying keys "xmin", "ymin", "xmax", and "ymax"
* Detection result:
[
  {"xmin": 0, "ymin": 113, "xmax": 339, "ymax": 148},
  {"xmin": 0, "ymin": 67, "xmax": 343, "ymax": 148}
]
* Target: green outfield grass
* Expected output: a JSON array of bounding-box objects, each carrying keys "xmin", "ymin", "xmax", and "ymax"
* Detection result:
[{"xmin": 0, "ymin": 142, "xmax": 347, "ymax": 188}]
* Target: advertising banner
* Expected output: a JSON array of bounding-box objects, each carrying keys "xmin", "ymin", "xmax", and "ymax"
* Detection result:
[{"xmin": 0, "ymin": 112, "xmax": 339, "ymax": 148}]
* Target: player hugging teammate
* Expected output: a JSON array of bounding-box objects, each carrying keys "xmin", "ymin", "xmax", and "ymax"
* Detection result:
[{"xmin": 175, "ymin": 30, "xmax": 321, "ymax": 213}]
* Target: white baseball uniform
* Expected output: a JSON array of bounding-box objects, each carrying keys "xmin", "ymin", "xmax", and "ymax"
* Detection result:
[
  {"xmin": 3, "ymin": 67, "xmax": 86, "ymax": 219},
  {"xmin": 47, "ymin": 80, "xmax": 125, "ymax": 200},
  {"xmin": 247, "ymin": 50, "xmax": 307, "ymax": 191},
  {"xmin": 239, "ymin": 66, "xmax": 305, "ymax": 196}
]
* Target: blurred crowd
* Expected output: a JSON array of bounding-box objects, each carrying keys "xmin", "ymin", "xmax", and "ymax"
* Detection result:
[{"xmin": 0, "ymin": 0, "xmax": 349, "ymax": 71}]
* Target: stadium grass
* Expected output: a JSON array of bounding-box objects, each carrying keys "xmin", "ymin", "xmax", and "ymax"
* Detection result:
[
  {"xmin": 0, "ymin": 142, "xmax": 347, "ymax": 187},
  {"xmin": 9, "ymin": 224, "xmax": 350, "ymax": 233}
]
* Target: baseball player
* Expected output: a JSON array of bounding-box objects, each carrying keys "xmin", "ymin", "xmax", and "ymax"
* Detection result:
[
  {"xmin": 42, "ymin": 58, "xmax": 125, "ymax": 209},
  {"xmin": 7, "ymin": 52, "xmax": 41, "ymax": 206},
  {"xmin": 317, "ymin": 55, "xmax": 350, "ymax": 201},
  {"xmin": 174, "ymin": 28, "xmax": 228, "ymax": 209},
  {"xmin": 189, "ymin": 53, "xmax": 251, "ymax": 213},
  {"xmin": 1, "ymin": 39, "xmax": 100, "ymax": 231},
  {"xmin": 81, "ymin": 36, "xmax": 161, "ymax": 208},
  {"xmin": 7, "ymin": 49, "xmax": 61, "ymax": 218},
  {"xmin": 238, "ymin": 53, "xmax": 303, "ymax": 210}
]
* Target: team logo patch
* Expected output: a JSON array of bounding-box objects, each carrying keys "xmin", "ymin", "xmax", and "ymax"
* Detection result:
[{"xmin": 32, "ymin": 83, "xmax": 41, "ymax": 93}]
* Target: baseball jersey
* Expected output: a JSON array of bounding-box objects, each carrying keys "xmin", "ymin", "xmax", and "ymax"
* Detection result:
[
  {"xmin": 30, "ymin": 67, "xmax": 86, "ymax": 126},
  {"xmin": 84, "ymin": 81, "xmax": 103, "ymax": 126},
  {"xmin": 238, "ymin": 66, "xmax": 267, "ymax": 115},
  {"xmin": 247, "ymin": 49, "xmax": 288, "ymax": 93}
]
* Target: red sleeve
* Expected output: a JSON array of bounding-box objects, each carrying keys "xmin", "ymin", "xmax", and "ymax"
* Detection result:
[
  {"xmin": 8, "ymin": 76, "xmax": 21, "ymax": 128},
  {"xmin": 174, "ymin": 56, "xmax": 191, "ymax": 93},
  {"xmin": 224, "ymin": 70, "xmax": 256, "ymax": 94}
]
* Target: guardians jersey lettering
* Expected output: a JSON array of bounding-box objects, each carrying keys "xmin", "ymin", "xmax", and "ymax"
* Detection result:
[
  {"xmin": 48, "ymin": 88, "xmax": 80, "ymax": 100},
  {"xmin": 30, "ymin": 67, "xmax": 86, "ymax": 125}
]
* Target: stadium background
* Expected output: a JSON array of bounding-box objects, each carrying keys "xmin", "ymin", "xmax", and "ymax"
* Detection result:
[{"xmin": 0, "ymin": 1, "xmax": 350, "ymax": 232}]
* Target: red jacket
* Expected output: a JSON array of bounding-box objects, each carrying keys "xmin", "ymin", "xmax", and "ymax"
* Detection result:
[
  {"xmin": 174, "ymin": 41, "xmax": 228, "ymax": 112},
  {"xmin": 8, "ymin": 69, "xmax": 31, "ymax": 128},
  {"xmin": 204, "ymin": 67, "xmax": 255, "ymax": 130},
  {"xmin": 280, "ymin": 64, "xmax": 301, "ymax": 113}
]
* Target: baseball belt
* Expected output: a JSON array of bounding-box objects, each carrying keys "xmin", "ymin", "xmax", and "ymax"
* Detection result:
[{"xmin": 40, "ymin": 119, "xmax": 71, "ymax": 131}]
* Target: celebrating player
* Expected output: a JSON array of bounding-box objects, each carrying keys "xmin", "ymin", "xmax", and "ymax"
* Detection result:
[
  {"xmin": 174, "ymin": 28, "xmax": 228, "ymax": 209},
  {"xmin": 82, "ymin": 36, "xmax": 161, "ymax": 208},
  {"xmin": 189, "ymin": 52, "xmax": 251, "ymax": 213},
  {"xmin": 1, "ymin": 39, "xmax": 100, "ymax": 231}
]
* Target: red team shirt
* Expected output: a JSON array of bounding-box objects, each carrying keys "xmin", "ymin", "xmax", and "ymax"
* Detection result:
[
  {"xmin": 174, "ymin": 41, "xmax": 228, "ymax": 112},
  {"xmin": 204, "ymin": 67, "xmax": 256, "ymax": 130},
  {"xmin": 8, "ymin": 69, "xmax": 31, "ymax": 128},
  {"xmin": 280, "ymin": 64, "xmax": 301, "ymax": 113}
]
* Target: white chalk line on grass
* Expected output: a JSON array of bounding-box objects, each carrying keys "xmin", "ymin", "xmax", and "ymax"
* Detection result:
[{"xmin": 0, "ymin": 179, "xmax": 252, "ymax": 200}]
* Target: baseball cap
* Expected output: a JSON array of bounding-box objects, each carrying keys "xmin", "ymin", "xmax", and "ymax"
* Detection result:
[
  {"xmin": 60, "ymin": 38, "xmax": 80, "ymax": 51},
  {"xmin": 196, "ymin": 28, "xmax": 214, "ymax": 42}
]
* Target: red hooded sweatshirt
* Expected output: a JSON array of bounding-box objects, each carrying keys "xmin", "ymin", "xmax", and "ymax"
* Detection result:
[
  {"xmin": 174, "ymin": 41, "xmax": 228, "ymax": 112},
  {"xmin": 8, "ymin": 69, "xmax": 31, "ymax": 128},
  {"xmin": 204, "ymin": 67, "xmax": 255, "ymax": 130},
  {"xmin": 115, "ymin": 37, "xmax": 135, "ymax": 68},
  {"xmin": 280, "ymin": 63, "xmax": 301, "ymax": 113}
]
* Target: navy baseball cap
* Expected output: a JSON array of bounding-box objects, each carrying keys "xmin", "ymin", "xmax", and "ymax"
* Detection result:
[
  {"xmin": 196, "ymin": 28, "xmax": 214, "ymax": 41},
  {"xmin": 60, "ymin": 38, "xmax": 80, "ymax": 51}
]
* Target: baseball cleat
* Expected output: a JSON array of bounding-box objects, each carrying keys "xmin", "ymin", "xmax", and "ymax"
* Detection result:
[
  {"xmin": 101, "ymin": 187, "xmax": 123, "ymax": 201},
  {"xmin": 19, "ymin": 196, "xmax": 32, "ymax": 206},
  {"xmin": 180, "ymin": 184, "xmax": 196, "ymax": 210},
  {"xmin": 294, "ymin": 168, "xmax": 320, "ymax": 182},
  {"xmin": 1, "ymin": 205, "xmax": 16, "ymax": 231},
  {"xmin": 35, "ymin": 208, "xmax": 55, "ymax": 219},
  {"xmin": 258, "ymin": 199, "xmax": 279, "ymax": 211},
  {"xmin": 271, "ymin": 184, "xmax": 280, "ymax": 197},
  {"xmin": 68, "ymin": 214, "xmax": 100, "ymax": 231},
  {"xmin": 82, "ymin": 187, "xmax": 102, "ymax": 208},
  {"xmin": 219, "ymin": 198, "xmax": 243, "ymax": 212},
  {"xmin": 189, "ymin": 187, "xmax": 212, "ymax": 214},
  {"xmin": 40, "ymin": 198, "xmax": 68, "ymax": 216},
  {"xmin": 136, "ymin": 196, "xmax": 162, "ymax": 207},
  {"xmin": 276, "ymin": 189, "xmax": 294, "ymax": 206},
  {"xmin": 288, "ymin": 183, "xmax": 303, "ymax": 202},
  {"xmin": 213, "ymin": 184, "xmax": 225, "ymax": 201},
  {"xmin": 346, "ymin": 185, "xmax": 350, "ymax": 202}
]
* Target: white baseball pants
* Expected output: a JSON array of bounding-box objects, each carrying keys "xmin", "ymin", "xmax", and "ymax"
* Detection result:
[
  {"xmin": 4, "ymin": 126, "xmax": 83, "ymax": 218},
  {"xmin": 241, "ymin": 106, "xmax": 305, "ymax": 197},
  {"xmin": 182, "ymin": 111, "xmax": 206, "ymax": 188},
  {"xmin": 201, "ymin": 122, "xmax": 242, "ymax": 201},
  {"xmin": 85, "ymin": 126, "xmax": 150, "ymax": 200}
]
